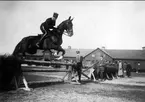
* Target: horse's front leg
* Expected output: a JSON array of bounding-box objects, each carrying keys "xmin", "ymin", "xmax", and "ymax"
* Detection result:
[{"xmin": 55, "ymin": 46, "xmax": 65, "ymax": 60}]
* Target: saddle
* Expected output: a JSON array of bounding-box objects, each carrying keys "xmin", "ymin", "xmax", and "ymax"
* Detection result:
[{"xmin": 36, "ymin": 29, "xmax": 59, "ymax": 47}]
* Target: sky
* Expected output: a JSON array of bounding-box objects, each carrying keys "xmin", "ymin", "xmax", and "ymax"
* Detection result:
[{"xmin": 0, "ymin": 1, "xmax": 145, "ymax": 54}]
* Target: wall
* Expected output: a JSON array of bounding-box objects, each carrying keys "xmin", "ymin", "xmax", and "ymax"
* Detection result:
[
  {"xmin": 83, "ymin": 48, "xmax": 145, "ymax": 72},
  {"xmin": 83, "ymin": 49, "xmax": 113, "ymax": 66}
]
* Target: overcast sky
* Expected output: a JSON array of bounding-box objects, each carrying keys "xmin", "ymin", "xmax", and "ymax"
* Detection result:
[{"xmin": 0, "ymin": 1, "xmax": 145, "ymax": 54}]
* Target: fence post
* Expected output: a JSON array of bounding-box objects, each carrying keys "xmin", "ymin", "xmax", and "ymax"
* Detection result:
[{"xmin": 67, "ymin": 65, "xmax": 73, "ymax": 83}]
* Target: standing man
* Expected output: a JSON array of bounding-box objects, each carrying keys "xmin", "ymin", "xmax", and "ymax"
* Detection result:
[
  {"xmin": 98, "ymin": 56, "xmax": 105, "ymax": 81},
  {"xmin": 36, "ymin": 12, "xmax": 59, "ymax": 47},
  {"xmin": 76, "ymin": 51, "xmax": 83, "ymax": 84},
  {"xmin": 118, "ymin": 60, "xmax": 124, "ymax": 77},
  {"xmin": 126, "ymin": 62, "xmax": 132, "ymax": 77}
]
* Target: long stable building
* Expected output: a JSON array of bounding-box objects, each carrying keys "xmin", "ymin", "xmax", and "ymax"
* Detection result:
[{"xmin": 65, "ymin": 47, "xmax": 145, "ymax": 72}]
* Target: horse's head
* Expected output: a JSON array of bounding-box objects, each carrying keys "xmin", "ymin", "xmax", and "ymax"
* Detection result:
[{"xmin": 57, "ymin": 16, "xmax": 74, "ymax": 37}]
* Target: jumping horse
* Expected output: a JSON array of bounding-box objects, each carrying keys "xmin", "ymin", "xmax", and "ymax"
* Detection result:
[
  {"xmin": 13, "ymin": 16, "xmax": 74, "ymax": 60},
  {"xmin": 9, "ymin": 16, "xmax": 73, "ymax": 91}
]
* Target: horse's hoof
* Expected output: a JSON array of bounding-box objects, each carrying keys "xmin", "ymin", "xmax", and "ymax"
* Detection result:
[
  {"xmin": 53, "ymin": 52, "xmax": 57, "ymax": 56},
  {"xmin": 76, "ymin": 82, "xmax": 81, "ymax": 85},
  {"xmin": 19, "ymin": 87, "xmax": 31, "ymax": 91},
  {"xmin": 24, "ymin": 88, "xmax": 31, "ymax": 91}
]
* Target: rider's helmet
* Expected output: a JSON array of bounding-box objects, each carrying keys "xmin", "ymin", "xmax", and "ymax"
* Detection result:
[{"xmin": 53, "ymin": 12, "xmax": 59, "ymax": 19}]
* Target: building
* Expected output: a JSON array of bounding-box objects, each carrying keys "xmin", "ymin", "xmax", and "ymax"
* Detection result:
[{"xmin": 64, "ymin": 47, "xmax": 145, "ymax": 72}]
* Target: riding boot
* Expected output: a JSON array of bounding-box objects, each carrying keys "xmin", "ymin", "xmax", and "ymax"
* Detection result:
[{"xmin": 36, "ymin": 33, "xmax": 47, "ymax": 47}]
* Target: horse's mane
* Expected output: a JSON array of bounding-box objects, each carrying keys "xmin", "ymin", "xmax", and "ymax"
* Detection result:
[{"xmin": 57, "ymin": 19, "xmax": 67, "ymax": 29}]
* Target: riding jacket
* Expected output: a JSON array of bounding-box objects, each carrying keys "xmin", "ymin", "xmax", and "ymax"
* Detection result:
[{"xmin": 42, "ymin": 17, "xmax": 56, "ymax": 30}]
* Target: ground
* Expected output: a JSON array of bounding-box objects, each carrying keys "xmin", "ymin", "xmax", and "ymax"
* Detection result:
[{"xmin": 0, "ymin": 72, "xmax": 145, "ymax": 102}]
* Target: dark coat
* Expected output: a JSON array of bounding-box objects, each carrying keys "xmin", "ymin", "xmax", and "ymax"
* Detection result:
[
  {"xmin": 126, "ymin": 64, "xmax": 132, "ymax": 72},
  {"xmin": 43, "ymin": 18, "xmax": 56, "ymax": 30}
]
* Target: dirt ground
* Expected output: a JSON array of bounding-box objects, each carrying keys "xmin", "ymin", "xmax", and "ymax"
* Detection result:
[{"xmin": 0, "ymin": 72, "xmax": 145, "ymax": 102}]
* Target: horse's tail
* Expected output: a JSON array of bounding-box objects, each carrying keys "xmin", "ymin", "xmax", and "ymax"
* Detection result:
[
  {"xmin": 12, "ymin": 36, "xmax": 39, "ymax": 56},
  {"xmin": 12, "ymin": 37, "xmax": 27, "ymax": 56}
]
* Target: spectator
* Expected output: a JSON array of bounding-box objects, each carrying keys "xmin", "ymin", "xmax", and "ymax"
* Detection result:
[
  {"xmin": 98, "ymin": 56, "xmax": 105, "ymax": 81},
  {"xmin": 126, "ymin": 63, "xmax": 132, "ymax": 77},
  {"xmin": 118, "ymin": 60, "xmax": 124, "ymax": 78},
  {"xmin": 75, "ymin": 51, "xmax": 83, "ymax": 84},
  {"xmin": 114, "ymin": 61, "xmax": 119, "ymax": 78}
]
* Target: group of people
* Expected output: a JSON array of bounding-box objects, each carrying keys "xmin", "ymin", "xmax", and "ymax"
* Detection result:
[
  {"xmin": 90, "ymin": 59, "xmax": 133, "ymax": 81},
  {"xmin": 67, "ymin": 54, "xmax": 133, "ymax": 84},
  {"xmin": 118, "ymin": 61, "xmax": 132, "ymax": 78}
]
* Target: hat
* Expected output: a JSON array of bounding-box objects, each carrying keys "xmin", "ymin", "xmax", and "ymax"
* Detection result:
[
  {"xmin": 76, "ymin": 51, "xmax": 80, "ymax": 54},
  {"xmin": 53, "ymin": 12, "xmax": 59, "ymax": 18}
]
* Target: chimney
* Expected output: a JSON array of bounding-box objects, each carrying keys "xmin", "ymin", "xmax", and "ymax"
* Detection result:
[
  {"xmin": 142, "ymin": 47, "xmax": 145, "ymax": 50},
  {"xmin": 68, "ymin": 46, "xmax": 71, "ymax": 49},
  {"xmin": 101, "ymin": 46, "xmax": 106, "ymax": 50}
]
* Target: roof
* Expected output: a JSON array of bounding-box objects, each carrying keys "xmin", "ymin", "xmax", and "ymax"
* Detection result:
[
  {"xmin": 26, "ymin": 48, "xmax": 145, "ymax": 60},
  {"xmin": 102, "ymin": 49, "xmax": 145, "ymax": 60},
  {"xmin": 26, "ymin": 49, "xmax": 94, "ymax": 57},
  {"xmin": 64, "ymin": 49, "xmax": 94, "ymax": 57}
]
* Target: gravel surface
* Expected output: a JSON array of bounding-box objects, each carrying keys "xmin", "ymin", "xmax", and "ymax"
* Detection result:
[
  {"xmin": 0, "ymin": 72, "xmax": 145, "ymax": 102},
  {"xmin": 0, "ymin": 80, "xmax": 145, "ymax": 102}
]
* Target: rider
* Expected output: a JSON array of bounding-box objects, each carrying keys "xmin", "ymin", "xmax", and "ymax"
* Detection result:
[{"xmin": 36, "ymin": 12, "xmax": 59, "ymax": 47}]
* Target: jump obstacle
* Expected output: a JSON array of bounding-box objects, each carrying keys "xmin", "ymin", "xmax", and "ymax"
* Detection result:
[
  {"xmin": 11, "ymin": 59, "xmax": 76, "ymax": 91},
  {"xmin": 14, "ymin": 59, "xmax": 99, "ymax": 91},
  {"xmin": 14, "ymin": 59, "xmax": 117, "ymax": 92},
  {"xmin": 22, "ymin": 59, "xmax": 74, "ymax": 78}
]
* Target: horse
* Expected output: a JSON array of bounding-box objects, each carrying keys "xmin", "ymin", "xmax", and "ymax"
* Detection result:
[{"xmin": 12, "ymin": 16, "xmax": 74, "ymax": 60}]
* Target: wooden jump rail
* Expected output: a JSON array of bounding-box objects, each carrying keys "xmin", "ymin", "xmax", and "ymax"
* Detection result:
[
  {"xmin": 21, "ymin": 60, "xmax": 93, "ymax": 84},
  {"xmin": 14, "ymin": 59, "xmax": 94, "ymax": 91},
  {"xmin": 22, "ymin": 66, "xmax": 70, "ymax": 72},
  {"xmin": 21, "ymin": 59, "xmax": 74, "ymax": 83},
  {"xmin": 21, "ymin": 60, "xmax": 90, "ymax": 78},
  {"xmin": 22, "ymin": 68, "xmax": 70, "ymax": 72},
  {"xmin": 21, "ymin": 60, "xmax": 74, "ymax": 66},
  {"xmin": 22, "ymin": 66, "xmax": 71, "ymax": 72}
]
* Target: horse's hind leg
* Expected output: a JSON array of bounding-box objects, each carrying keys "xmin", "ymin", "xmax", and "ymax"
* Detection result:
[
  {"xmin": 55, "ymin": 46, "xmax": 65, "ymax": 60},
  {"xmin": 21, "ymin": 52, "xmax": 26, "ymax": 59}
]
